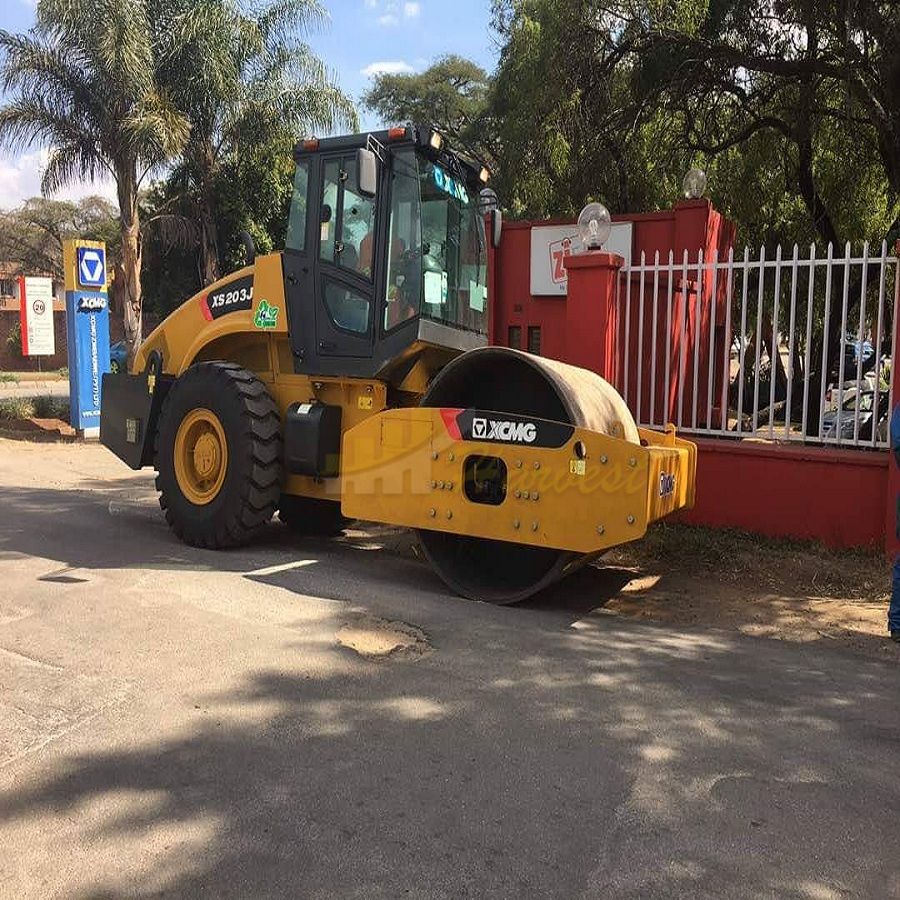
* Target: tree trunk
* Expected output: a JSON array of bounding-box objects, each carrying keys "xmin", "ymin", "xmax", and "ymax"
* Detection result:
[
  {"xmin": 761, "ymin": 312, "xmax": 788, "ymax": 398},
  {"xmin": 198, "ymin": 141, "xmax": 221, "ymax": 286},
  {"xmin": 199, "ymin": 193, "xmax": 220, "ymax": 286},
  {"xmin": 117, "ymin": 170, "xmax": 143, "ymax": 368}
]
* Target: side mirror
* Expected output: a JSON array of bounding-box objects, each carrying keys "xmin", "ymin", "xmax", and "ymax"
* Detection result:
[
  {"xmin": 357, "ymin": 148, "xmax": 377, "ymax": 198},
  {"xmin": 490, "ymin": 209, "xmax": 502, "ymax": 249},
  {"xmin": 240, "ymin": 230, "xmax": 256, "ymax": 266}
]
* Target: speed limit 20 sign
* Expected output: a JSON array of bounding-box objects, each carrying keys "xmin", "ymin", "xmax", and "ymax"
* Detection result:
[{"xmin": 19, "ymin": 276, "xmax": 56, "ymax": 356}]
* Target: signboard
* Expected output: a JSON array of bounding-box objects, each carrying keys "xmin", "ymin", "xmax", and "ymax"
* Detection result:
[
  {"xmin": 77, "ymin": 246, "xmax": 106, "ymax": 288},
  {"xmin": 529, "ymin": 222, "xmax": 633, "ymax": 296},
  {"xmin": 64, "ymin": 240, "xmax": 110, "ymax": 434},
  {"xmin": 18, "ymin": 276, "xmax": 56, "ymax": 356}
]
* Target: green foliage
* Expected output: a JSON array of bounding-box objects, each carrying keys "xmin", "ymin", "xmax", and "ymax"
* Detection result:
[
  {"xmin": 5, "ymin": 321, "xmax": 22, "ymax": 358},
  {"xmin": 152, "ymin": 0, "xmax": 356, "ymax": 285},
  {"xmin": 0, "ymin": 395, "xmax": 69, "ymax": 421},
  {"xmin": 481, "ymin": 0, "xmax": 900, "ymax": 247},
  {"xmin": 0, "ymin": 0, "xmax": 354, "ymax": 338},
  {"xmin": 0, "ymin": 0, "xmax": 189, "ymax": 196},
  {"xmin": 363, "ymin": 55, "xmax": 492, "ymax": 160},
  {"xmin": 0, "ymin": 196, "xmax": 119, "ymax": 280},
  {"xmin": 32, "ymin": 394, "xmax": 69, "ymax": 418},
  {"xmin": 0, "ymin": 396, "xmax": 34, "ymax": 420},
  {"xmin": 0, "ymin": 0, "xmax": 194, "ymax": 351},
  {"xmin": 0, "ymin": 372, "xmax": 18, "ymax": 384}
]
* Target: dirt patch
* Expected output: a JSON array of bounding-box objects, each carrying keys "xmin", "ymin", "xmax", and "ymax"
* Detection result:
[
  {"xmin": 603, "ymin": 523, "xmax": 894, "ymax": 658},
  {"xmin": 0, "ymin": 417, "xmax": 76, "ymax": 442},
  {"xmin": 336, "ymin": 615, "xmax": 430, "ymax": 659}
]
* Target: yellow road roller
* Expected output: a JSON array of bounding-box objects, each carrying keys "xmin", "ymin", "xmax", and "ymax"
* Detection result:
[{"xmin": 100, "ymin": 125, "xmax": 696, "ymax": 603}]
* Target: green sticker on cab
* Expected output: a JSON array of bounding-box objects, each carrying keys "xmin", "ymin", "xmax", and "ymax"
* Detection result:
[{"xmin": 254, "ymin": 299, "xmax": 279, "ymax": 329}]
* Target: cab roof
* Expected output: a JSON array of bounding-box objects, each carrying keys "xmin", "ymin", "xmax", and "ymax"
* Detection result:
[{"xmin": 293, "ymin": 124, "xmax": 487, "ymax": 188}]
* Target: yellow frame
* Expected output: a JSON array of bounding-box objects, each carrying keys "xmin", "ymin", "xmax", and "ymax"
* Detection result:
[
  {"xmin": 129, "ymin": 250, "xmax": 697, "ymax": 536},
  {"xmin": 340, "ymin": 408, "xmax": 696, "ymax": 555}
]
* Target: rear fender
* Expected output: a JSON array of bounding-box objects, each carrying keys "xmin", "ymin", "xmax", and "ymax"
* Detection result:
[{"xmin": 132, "ymin": 253, "xmax": 287, "ymax": 376}]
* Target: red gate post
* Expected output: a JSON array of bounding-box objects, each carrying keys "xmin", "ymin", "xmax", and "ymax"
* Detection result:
[
  {"xmin": 562, "ymin": 251, "xmax": 624, "ymax": 382},
  {"xmin": 886, "ymin": 242, "xmax": 900, "ymax": 559}
]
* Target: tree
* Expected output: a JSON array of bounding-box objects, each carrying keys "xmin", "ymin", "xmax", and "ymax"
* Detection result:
[
  {"xmin": 363, "ymin": 55, "xmax": 493, "ymax": 162},
  {"xmin": 489, "ymin": 0, "xmax": 687, "ymax": 218},
  {"xmin": 138, "ymin": 138, "xmax": 297, "ymax": 320},
  {"xmin": 0, "ymin": 0, "xmax": 190, "ymax": 360},
  {"xmin": 630, "ymin": 0, "xmax": 899, "ymax": 427},
  {"xmin": 635, "ymin": 0, "xmax": 900, "ymax": 247},
  {"xmin": 154, "ymin": 0, "xmax": 356, "ymax": 285},
  {"xmin": 0, "ymin": 196, "xmax": 119, "ymax": 281},
  {"xmin": 485, "ymin": 0, "xmax": 897, "ymax": 430}
]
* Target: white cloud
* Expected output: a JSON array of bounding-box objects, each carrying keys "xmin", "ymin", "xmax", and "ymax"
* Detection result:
[
  {"xmin": 374, "ymin": 1, "xmax": 421, "ymax": 25},
  {"xmin": 0, "ymin": 147, "xmax": 117, "ymax": 211},
  {"xmin": 360, "ymin": 60, "xmax": 415, "ymax": 78}
]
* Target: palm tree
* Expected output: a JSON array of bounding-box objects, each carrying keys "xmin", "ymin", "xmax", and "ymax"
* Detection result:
[
  {"xmin": 0, "ymin": 0, "xmax": 189, "ymax": 359},
  {"xmin": 153, "ymin": 0, "xmax": 356, "ymax": 285}
]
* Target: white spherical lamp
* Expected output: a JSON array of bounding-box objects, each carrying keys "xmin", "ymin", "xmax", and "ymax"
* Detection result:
[
  {"xmin": 682, "ymin": 167, "xmax": 707, "ymax": 199},
  {"xmin": 576, "ymin": 202, "xmax": 611, "ymax": 250}
]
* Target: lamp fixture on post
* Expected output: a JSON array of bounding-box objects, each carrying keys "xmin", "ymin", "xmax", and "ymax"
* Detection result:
[
  {"xmin": 682, "ymin": 167, "xmax": 707, "ymax": 199},
  {"xmin": 576, "ymin": 202, "xmax": 612, "ymax": 251}
]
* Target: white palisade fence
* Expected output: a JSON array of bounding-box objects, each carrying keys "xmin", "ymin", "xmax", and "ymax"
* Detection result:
[{"xmin": 615, "ymin": 241, "xmax": 897, "ymax": 450}]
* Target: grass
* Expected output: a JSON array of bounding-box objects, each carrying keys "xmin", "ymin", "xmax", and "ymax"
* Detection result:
[
  {"xmin": 0, "ymin": 372, "xmax": 18, "ymax": 384},
  {"xmin": 610, "ymin": 520, "xmax": 889, "ymax": 603},
  {"xmin": 0, "ymin": 395, "xmax": 70, "ymax": 422},
  {"xmin": 2, "ymin": 371, "xmax": 68, "ymax": 381},
  {"xmin": 33, "ymin": 395, "xmax": 70, "ymax": 419},
  {"xmin": 0, "ymin": 397, "xmax": 36, "ymax": 420}
]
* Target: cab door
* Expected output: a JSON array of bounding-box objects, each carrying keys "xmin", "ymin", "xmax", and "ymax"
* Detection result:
[{"xmin": 313, "ymin": 152, "xmax": 380, "ymax": 360}]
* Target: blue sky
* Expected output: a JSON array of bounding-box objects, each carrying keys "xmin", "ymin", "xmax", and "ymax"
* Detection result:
[{"xmin": 0, "ymin": 0, "xmax": 496, "ymax": 208}]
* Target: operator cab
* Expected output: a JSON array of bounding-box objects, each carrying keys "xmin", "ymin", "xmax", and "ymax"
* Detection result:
[{"xmin": 282, "ymin": 125, "xmax": 492, "ymax": 379}]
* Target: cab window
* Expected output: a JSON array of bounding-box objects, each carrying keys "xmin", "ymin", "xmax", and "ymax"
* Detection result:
[
  {"xmin": 324, "ymin": 281, "xmax": 370, "ymax": 335},
  {"xmin": 383, "ymin": 149, "xmax": 421, "ymax": 332},
  {"xmin": 319, "ymin": 155, "xmax": 376, "ymax": 279},
  {"xmin": 285, "ymin": 160, "xmax": 309, "ymax": 252}
]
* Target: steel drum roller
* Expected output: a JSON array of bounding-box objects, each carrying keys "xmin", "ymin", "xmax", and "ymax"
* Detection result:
[{"xmin": 417, "ymin": 347, "xmax": 640, "ymax": 603}]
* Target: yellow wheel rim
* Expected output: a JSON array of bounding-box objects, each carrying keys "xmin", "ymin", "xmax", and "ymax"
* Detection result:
[{"xmin": 174, "ymin": 408, "xmax": 228, "ymax": 505}]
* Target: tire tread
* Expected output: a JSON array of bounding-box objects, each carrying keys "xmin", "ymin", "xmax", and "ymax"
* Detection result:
[{"xmin": 154, "ymin": 361, "xmax": 283, "ymax": 549}]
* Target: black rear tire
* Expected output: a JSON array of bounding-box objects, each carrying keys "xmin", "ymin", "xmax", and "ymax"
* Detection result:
[
  {"xmin": 155, "ymin": 361, "xmax": 282, "ymax": 548},
  {"xmin": 278, "ymin": 495, "xmax": 348, "ymax": 536}
]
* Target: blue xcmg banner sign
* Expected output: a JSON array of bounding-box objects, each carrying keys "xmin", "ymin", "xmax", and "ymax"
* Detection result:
[
  {"xmin": 64, "ymin": 240, "xmax": 110, "ymax": 434},
  {"xmin": 65, "ymin": 290, "xmax": 110, "ymax": 432}
]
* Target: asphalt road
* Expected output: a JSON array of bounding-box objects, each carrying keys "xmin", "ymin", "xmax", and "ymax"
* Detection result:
[{"xmin": 1, "ymin": 440, "xmax": 899, "ymax": 899}]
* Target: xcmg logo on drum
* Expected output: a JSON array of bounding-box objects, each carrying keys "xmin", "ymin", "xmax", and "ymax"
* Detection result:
[{"xmin": 471, "ymin": 417, "xmax": 537, "ymax": 444}]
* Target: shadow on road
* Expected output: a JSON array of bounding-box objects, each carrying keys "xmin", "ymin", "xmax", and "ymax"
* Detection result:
[
  {"xmin": 0, "ymin": 484, "xmax": 636, "ymax": 623},
  {"xmin": 1, "ymin": 601, "xmax": 899, "ymax": 897},
  {"xmin": 3, "ymin": 480, "xmax": 900, "ymax": 896}
]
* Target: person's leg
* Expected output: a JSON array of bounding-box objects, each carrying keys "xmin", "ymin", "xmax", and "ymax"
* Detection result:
[{"xmin": 891, "ymin": 555, "xmax": 900, "ymax": 638}]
